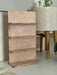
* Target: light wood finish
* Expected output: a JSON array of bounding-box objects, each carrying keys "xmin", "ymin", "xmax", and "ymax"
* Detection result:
[
  {"xmin": 55, "ymin": 52, "xmax": 57, "ymax": 55},
  {"xmin": 45, "ymin": 32, "xmax": 50, "ymax": 59},
  {"xmin": 9, "ymin": 59, "xmax": 39, "ymax": 67},
  {"xmin": 9, "ymin": 35, "xmax": 39, "ymax": 39},
  {"xmin": 37, "ymin": 32, "xmax": 50, "ymax": 59},
  {"xmin": 9, "ymin": 37, "xmax": 36, "ymax": 51},
  {"xmin": 37, "ymin": 31, "xmax": 57, "ymax": 58},
  {"xmin": 9, "ymin": 48, "xmax": 40, "ymax": 53},
  {"xmin": 9, "ymin": 50, "xmax": 37, "ymax": 64},
  {"xmin": 8, "ymin": 24, "xmax": 36, "ymax": 37},
  {"xmin": 37, "ymin": 33, "xmax": 53, "ymax": 52},
  {"xmin": 8, "ymin": 11, "xmax": 36, "ymax": 24},
  {"xmin": 37, "ymin": 34, "xmax": 54, "ymax": 37},
  {"xmin": 54, "ymin": 31, "xmax": 57, "ymax": 44},
  {"xmin": 8, "ymin": 11, "xmax": 38, "ymax": 67}
]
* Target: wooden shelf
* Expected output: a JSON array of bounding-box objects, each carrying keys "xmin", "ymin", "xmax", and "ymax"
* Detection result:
[
  {"xmin": 8, "ymin": 23, "xmax": 36, "ymax": 25},
  {"xmin": 9, "ymin": 35, "xmax": 39, "ymax": 39},
  {"xmin": 8, "ymin": 11, "xmax": 39, "ymax": 67},
  {"xmin": 9, "ymin": 59, "xmax": 39, "ymax": 67},
  {"xmin": 9, "ymin": 48, "xmax": 39, "ymax": 53}
]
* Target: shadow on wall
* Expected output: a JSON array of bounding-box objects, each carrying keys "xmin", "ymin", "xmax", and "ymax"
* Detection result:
[{"xmin": 3, "ymin": 12, "xmax": 9, "ymax": 61}]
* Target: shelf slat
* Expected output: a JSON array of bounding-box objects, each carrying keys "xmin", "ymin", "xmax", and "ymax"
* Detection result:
[
  {"xmin": 9, "ymin": 48, "xmax": 39, "ymax": 53},
  {"xmin": 8, "ymin": 35, "xmax": 40, "ymax": 39},
  {"xmin": 9, "ymin": 59, "xmax": 39, "ymax": 67}
]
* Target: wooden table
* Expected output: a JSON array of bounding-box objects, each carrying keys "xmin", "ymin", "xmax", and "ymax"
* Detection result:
[{"xmin": 37, "ymin": 31, "xmax": 57, "ymax": 59}]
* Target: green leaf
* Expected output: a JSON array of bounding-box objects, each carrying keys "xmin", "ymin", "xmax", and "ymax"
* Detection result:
[
  {"xmin": 45, "ymin": 3, "xmax": 50, "ymax": 6},
  {"xmin": 46, "ymin": 0, "xmax": 50, "ymax": 2},
  {"xmin": 39, "ymin": 1, "xmax": 41, "ymax": 3},
  {"xmin": 38, "ymin": 1, "xmax": 42, "ymax": 6},
  {"xmin": 45, "ymin": 0, "xmax": 53, "ymax": 7},
  {"xmin": 54, "ymin": 42, "xmax": 57, "ymax": 52},
  {"xmin": 50, "ymin": 1, "xmax": 53, "ymax": 5}
]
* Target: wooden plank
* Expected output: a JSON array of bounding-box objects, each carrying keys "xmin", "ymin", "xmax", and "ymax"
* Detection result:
[
  {"xmin": 9, "ymin": 48, "xmax": 39, "ymax": 53},
  {"xmin": 9, "ymin": 35, "xmax": 39, "ymax": 39},
  {"xmin": 36, "ymin": 34, "xmax": 54, "ymax": 37},
  {"xmin": 54, "ymin": 31, "xmax": 57, "ymax": 44},
  {"xmin": 8, "ymin": 24, "xmax": 36, "ymax": 37},
  {"xmin": 9, "ymin": 59, "xmax": 39, "ymax": 67},
  {"xmin": 9, "ymin": 37, "xmax": 36, "ymax": 51},
  {"xmin": 8, "ymin": 11, "xmax": 38, "ymax": 67},
  {"xmin": 45, "ymin": 31, "xmax": 50, "ymax": 59},
  {"xmin": 9, "ymin": 50, "xmax": 36, "ymax": 64},
  {"xmin": 8, "ymin": 11, "xmax": 36, "ymax": 23}
]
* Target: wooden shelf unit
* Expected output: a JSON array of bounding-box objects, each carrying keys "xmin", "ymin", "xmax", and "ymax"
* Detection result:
[{"xmin": 8, "ymin": 11, "xmax": 39, "ymax": 67}]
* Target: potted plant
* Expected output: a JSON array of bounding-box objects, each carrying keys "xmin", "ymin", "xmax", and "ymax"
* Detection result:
[
  {"xmin": 34, "ymin": 0, "xmax": 53, "ymax": 7},
  {"xmin": 34, "ymin": 0, "xmax": 57, "ymax": 32},
  {"xmin": 33, "ymin": 0, "xmax": 57, "ymax": 57},
  {"xmin": 54, "ymin": 43, "xmax": 57, "ymax": 54},
  {"xmin": 38, "ymin": 0, "xmax": 53, "ymax": 7},
  {"xmin": 44, "ymin": 0, "xmax": 53, "ymax": 7}
]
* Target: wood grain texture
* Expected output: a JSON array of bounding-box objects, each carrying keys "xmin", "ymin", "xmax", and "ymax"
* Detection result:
[
  {"xmin": 9, "ymin": 59, "xmax": 39, "ymax": 67},
  {"xmin": 54, "ymin": 31, "xmax": 57, "ymax": 44},
  {"xmin": 8, "ymin": 11, "xmax": 38, "ymax": 67},
  {"xmin": 9, "ymin": 37, "xmax": 36, "ymax": 51},
  {"xmin": 9, "ymin": 50, "xmax": 36, "ymax": 64},
  {"xmin": 8, "ymin": 24, "xmax": 36, "ymax": 37},
  {"xmin": 8, "ymin": 11, "xmax": 36, "ymax": 23},
  {"xmin": 36, "ymin": 33, "xmax": 54, "ymax": 52},
  {"xmin": 9, "ymin": 48, "xmax": 39, "ymax": 53},
  {"xmin": 45, "ymin": 32, "xmax": 50, "ymax": 59}
]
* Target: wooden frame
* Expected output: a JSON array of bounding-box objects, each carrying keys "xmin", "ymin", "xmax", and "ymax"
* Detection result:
[
  {"xmin": 37, "ymin": 31, "xmax": 57, "ymax": 59},
  {"xmin": 8, "ymin": 11, "xmax": 39, "ymax": 67}
]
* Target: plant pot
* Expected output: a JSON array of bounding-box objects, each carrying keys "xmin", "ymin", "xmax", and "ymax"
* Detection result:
[
  {"xmin": 34, "ymin": 7, "xmax": 57, "ymax": 32},
  {"xmin": 55, "ymin": 52, "xmax": 57, "ymax": 55}
]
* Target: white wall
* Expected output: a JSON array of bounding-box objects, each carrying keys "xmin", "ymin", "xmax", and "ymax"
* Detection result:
[
  {"xmin": 53, "ymin": 0, "xmax": 57, "ymax": 7},
  {"xmin": 0, "ymin": 0, "xmax": 33, "ymax": 11}
]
